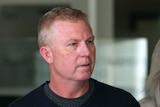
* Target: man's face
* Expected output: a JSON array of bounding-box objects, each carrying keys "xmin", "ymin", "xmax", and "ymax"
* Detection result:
[{"xmin": 45, "ymin": 20, "xmax": 96, "ymax": 81}]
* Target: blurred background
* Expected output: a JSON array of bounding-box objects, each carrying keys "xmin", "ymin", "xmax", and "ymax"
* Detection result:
[{"xmin": 0, "ymin": 0, "xmax": 159, "ymax": 106}]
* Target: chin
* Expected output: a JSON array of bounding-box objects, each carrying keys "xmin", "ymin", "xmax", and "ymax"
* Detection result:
[{"xmin": 79, "ymin": 74, "xmax": 92, "ymax": 81}]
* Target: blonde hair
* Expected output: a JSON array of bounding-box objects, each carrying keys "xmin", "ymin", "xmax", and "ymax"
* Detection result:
[
  {"xmin": 37, "ymin": 7, "xmax": 90, "ymax": 48},
  {"xmin": 140, "ymin": 39, "xmax": 160, "ymax": 107}
]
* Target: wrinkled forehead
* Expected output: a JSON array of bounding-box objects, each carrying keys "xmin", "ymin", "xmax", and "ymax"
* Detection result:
[{"xmin": 47, "ymin": 20, "xmax": 93, "ymax": 42}]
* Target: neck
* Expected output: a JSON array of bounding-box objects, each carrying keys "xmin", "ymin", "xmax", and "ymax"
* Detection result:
[{"xmin": 49, "ymin": 78, "xmax": 90, "ymax": 98}]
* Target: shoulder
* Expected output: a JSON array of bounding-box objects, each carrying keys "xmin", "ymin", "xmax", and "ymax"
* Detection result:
[
  {"xmin": 91, "ymin": 78, "xmax": 140, "ymax": 106},
  {"xmin": 92, "ymin": 78, "xmax": 132, "ymax": 96},
  {"xmin": 8, "ymin": 83, "xmax": 46, "ymax": 107}
]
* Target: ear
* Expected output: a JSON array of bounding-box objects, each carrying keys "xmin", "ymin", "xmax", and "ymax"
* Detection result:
[{"xmin": 39, "ymin": 46, "xmax": 53, "ymax": 64}]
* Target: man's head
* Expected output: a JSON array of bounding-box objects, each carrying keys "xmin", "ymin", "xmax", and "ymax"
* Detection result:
[
  {"xmin": 38, "ymin": 7, "xmax": 91, "ymax": 48},
  {"xmin": 38, "ymin": 7, "xmax": 96, "ymax": 81}
]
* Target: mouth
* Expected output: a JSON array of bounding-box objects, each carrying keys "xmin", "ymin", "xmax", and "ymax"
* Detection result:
[
  {"xmin": 78, "ymin": 63, "xmax": 90, "ymax": 70},
  {"xmin": 81, "ymin": 63, "xmax": 90, "ymax": 66}
]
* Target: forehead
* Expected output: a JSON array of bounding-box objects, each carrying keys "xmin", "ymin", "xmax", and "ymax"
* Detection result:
[
  {"xmin": 53, "ymin": 20, "xmax": 90, "ymax": 30},
  {"xmin": 51, "ymin": 20, "xmax": 93, "ymax": 38}
]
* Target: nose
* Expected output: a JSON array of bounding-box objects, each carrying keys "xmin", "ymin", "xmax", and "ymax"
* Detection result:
[{"xmin": 78, "ymin": 42, "xmax": 91, "ymax": 56}]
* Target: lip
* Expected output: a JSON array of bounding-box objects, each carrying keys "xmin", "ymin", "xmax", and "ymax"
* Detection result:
[
  {"xmin": 80, "ymin": 63, "xmax": 90, "ymax": 66},
  {"xmin": 78, "ymin": 63, "xmax": 90, "ymax": 69}
]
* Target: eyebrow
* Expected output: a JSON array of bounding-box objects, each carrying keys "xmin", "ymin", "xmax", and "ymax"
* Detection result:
[
  {"xmin": 88, "ymin": 36, "xmax": 94, "ymax": 40},
  {"xmin": 68, "ymin": 35, "xmax": 94, "ymax": 41}
]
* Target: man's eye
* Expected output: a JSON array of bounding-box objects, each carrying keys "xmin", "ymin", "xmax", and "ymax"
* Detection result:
[
  {"xmin": 69, "ymin": 43, "xmax": 77, "ymax": 46},
  {"xmin": 87, "ymin": 40, "xmax": 94, "ymax": 44}
]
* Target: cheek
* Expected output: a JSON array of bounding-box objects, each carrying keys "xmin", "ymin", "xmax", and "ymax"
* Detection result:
[
  {"xmin": 63, "ymin": 54, "xmax": 76, "ymax": 64},
  {"xmin": 57, "ymin": 55, "xmax": 77, "ymax": 74},
  {"xmin": 91, "ymin": 47, "xmax": 96, "ymax": 59},
  {"xmin": 56, "ymin": 52, "xmax": 76, "ymax": 67},
  {"xmin": 91, "ymin": 48, "xmax": 96, "ymax": 67}
]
